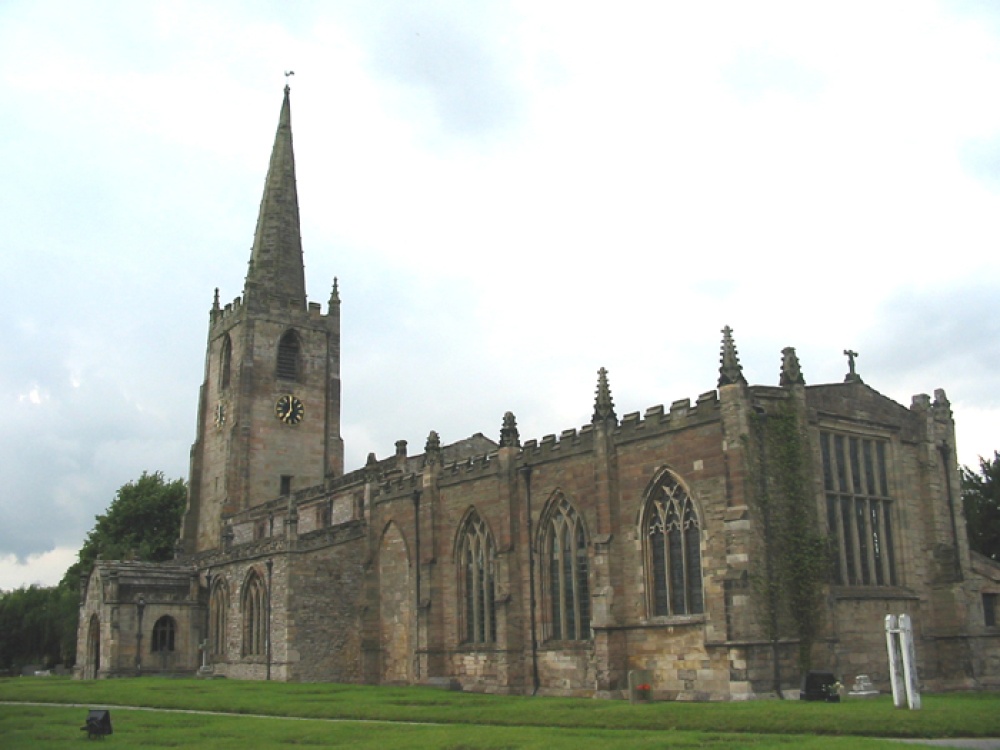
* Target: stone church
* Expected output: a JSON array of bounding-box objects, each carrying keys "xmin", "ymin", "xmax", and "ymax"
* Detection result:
[{"xmin": 76, "ymin": 87, "xmax": 1000, "ymax": 698}]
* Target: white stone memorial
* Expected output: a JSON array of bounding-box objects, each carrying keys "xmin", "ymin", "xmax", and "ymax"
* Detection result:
[{"xmin": 885, "ymin": 614, "xmax": 921, "ymax": 710}]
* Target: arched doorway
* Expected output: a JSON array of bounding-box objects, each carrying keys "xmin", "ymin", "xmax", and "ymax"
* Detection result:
[{"xmin": 378, "ymin": 522, "xmax": 412, "ymax": 684}]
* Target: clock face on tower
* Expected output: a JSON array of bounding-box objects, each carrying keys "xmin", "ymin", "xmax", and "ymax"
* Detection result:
[{"xmin": 275, "ymin": 394, "xmax": 304, "ymax": 425}]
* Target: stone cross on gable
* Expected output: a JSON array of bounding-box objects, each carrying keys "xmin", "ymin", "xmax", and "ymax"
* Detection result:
[{"xmin": 844, "ymin": 349, "xmax": 863, "ymax": 383}]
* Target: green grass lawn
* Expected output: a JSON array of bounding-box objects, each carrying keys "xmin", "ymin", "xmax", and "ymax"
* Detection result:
[{"xmin": 1, "ymin": 677, "xmax": 997, "ymax": 749}]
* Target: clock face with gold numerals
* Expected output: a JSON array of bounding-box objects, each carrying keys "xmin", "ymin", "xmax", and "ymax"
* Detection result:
[{"xmin": 275, "ymin": 394, "xmax": 304, "ymax": 425}]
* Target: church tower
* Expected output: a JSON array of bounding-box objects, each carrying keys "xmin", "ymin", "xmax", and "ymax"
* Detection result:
[{"xmin": 181, "ymin": 86, "xmax": 343, "ymax": 553}]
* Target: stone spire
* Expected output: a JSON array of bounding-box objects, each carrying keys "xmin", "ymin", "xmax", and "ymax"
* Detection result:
[
  {"xmin": 717, "ymin": 325, "xmax": 747, "ymax": 387},
  {"xmin": 243, "ymin": 85, "xmax": 307, "ymax": 310},
  {"xmin": 592, "ymin": 367, "xmax": 617, "ymax": 424},
  {"xmin": 779, "ymin": 346, "xmax": 805, "ymax": 386}
]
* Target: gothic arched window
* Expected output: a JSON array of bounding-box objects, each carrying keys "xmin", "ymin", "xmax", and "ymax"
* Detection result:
[
  {"xmin": 220, "ymin": 334, "xmax": 232, "ymax": 390},
  {"xmin": 151, "ymin": 615, "xmax": 176, "ymax": 653},
  {"xmin": 242, "ymin": 570, "xmax": 267, "ymax": 656},
  {"xmin": 210, "ymin": 579, "xmax": 229, "ymax": 657},
  {"xmin": 276, "ymin": 330, "xmax": 301, "ymax": 381},
  {"xmin": 540, "ymin": 494, "xmax": 591, "ymax": 641},
  {"xmin": 643, "ymin": 472, "xmax": 704, "ymax": 617},
  {"xmin": 457, "ymin": 510, "xmax": 496, "ymax": 645}
]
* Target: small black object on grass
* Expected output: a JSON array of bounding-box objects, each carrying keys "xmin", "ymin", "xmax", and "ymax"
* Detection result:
[
  {"xmin": 800, "ymin": 671, "xmax": 840, "ymax": 702},
  {"xmin": 81, "ymin": 709, "xmax": 113, "ymax": 739}
]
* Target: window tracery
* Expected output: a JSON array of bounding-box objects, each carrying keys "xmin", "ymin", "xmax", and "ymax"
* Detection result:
[{"xmin": 644, "ymin": 472, "xmax": 704, "ymax": 617}]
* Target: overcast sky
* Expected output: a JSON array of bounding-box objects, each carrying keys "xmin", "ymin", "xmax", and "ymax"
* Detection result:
[{"xmin": 2, "ymin": 0, "xmax": 999, "ymax": 591}]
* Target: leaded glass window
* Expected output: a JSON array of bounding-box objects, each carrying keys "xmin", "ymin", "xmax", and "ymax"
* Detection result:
[
  {"xmin": 821, "ymin": 431, "xmax": 897, "ymax": 586},
  {"xmin": 458, "ymin": 511, "xmax": 496, "ymax": 645},
  {"xmin": 151, "ymin": 615, "xmax": 176, "ymax": 652},
  {"xmin": 242, "ymin": 570, "xmax": 267, "ymax": 656},
  {"xmin": 542, "ymin": 494, "xmax": 591, "ymax": 641},
  {"xmin": 210, "ymin": 579, "xmax": 229, "ymax": 656},
  {"xmin": 644, "ymin": 473, "xmax": 704, "ymax": 617}
]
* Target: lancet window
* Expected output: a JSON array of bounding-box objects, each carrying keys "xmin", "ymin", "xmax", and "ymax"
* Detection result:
[
  {"xmin": 458, "ymin": 511, "xmax": 497, "ymax": 645},
  {"xmin": 210, "ymin": 579, "xmax": 229, "ymax": 656},
  {"xmin": 541, "ymin": 494, "xmax": 591, "ymax": 641},
  {"xmin": 643, "ymin": 472, "xmax": 704, "ymax": 617},
  {"xmin": 242, "ymin": 570, "xmax": 268, "ymax": 656}
]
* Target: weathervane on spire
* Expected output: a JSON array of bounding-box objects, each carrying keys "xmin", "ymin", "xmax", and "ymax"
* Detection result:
[{"xmin": 284, "ymin": 70, "xmax": 295, "ymax": 92}]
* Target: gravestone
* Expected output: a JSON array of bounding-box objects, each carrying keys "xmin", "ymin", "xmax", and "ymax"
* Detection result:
[
  {"xmin": 628, "ymin": 669, "xmax": 653, "ymax": 704},
  {"xmin": 848, "ymin": 674, "xmax": 878, "ymax": 698}
]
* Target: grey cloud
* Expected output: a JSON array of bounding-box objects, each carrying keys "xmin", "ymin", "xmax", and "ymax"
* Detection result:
[{"xmin": 859, "ymin": 280, "xmax": 1000, "ymax": 406}]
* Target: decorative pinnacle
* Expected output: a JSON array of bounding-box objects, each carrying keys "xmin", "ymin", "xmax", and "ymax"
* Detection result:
[
  {"xmin": 718, "ymin": 325, "xmax": 747, "ymax": 387},
  {"xmin": 329, "ymin": 277, "xmax": 340, "ymax": 306},
  {"xmin": 593, "ymin": 367, "xmax": 617, "ymax": 424},
  {"xmin": 212, "ymin": 287, "xmax": 220, "ymax": 311},
  {"xmin": 843, "ymin": 349, "xmax": 863, "ymax": 383},
  {"xmin": 779, "ymin": 347, "xmax": 805, "ymax": 387},
  {"xmin": 500, "ymin": 411, "xmax": 520, "ymax": 448},
  {"xmin": 424, "ymin": 430, "xmax": 442, "ymax": 466}
]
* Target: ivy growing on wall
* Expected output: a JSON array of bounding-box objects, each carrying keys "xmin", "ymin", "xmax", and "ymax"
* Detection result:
[{"xmin": 744, "ymin": 403, "xmax": 829, "ymax": 680}]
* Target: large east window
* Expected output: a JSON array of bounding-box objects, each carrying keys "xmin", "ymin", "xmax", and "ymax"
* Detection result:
[
  {"xmin": 541, "ymin": 494, "xmax": 591, "ymax": 641},
  {"xmin": 643, "ymin": 472, "xmax": 704, "ymax": 617},
  {"xmin": 821, "ymin": 431, "xmax": 897, "ymax": 586}
]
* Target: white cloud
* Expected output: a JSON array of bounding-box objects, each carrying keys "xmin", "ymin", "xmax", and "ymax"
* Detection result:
[{"xmin": 0, "ymin": 547, "xmax": 78, "ymax": 591}]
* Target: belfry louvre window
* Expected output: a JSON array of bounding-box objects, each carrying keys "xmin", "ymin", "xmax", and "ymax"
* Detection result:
[
  {"xmin": 151, "ymin": 616, "xmax": 176, "ymax": 652},
  {"xmin": 644, "ymin": 473, "xmax": 704, "ymax": 617},
  {"xmin": 542, "ymin": 494, "xmax": 591, "ymax": 640},
  {"xmin": 821, "ymin": 431, "xmax": 897, "ymax": 586},
  {"xmin": 276, "ymin": 331, "xmax": 300, "ymax": 381},
  {"xmin": 458, "ymin": 511, "xmax": 497, "ymax": 645},
  {"xmin": 220, "ymin": 334, "xmax": 232, "ymax": 390},
  {"xmin": 242, "ymin": 571, "xmax": 267, "ymax": 656}
]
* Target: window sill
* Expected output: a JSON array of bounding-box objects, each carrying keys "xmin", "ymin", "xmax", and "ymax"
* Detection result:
[
  {"xmin": 539, "ymin": 639, "xmax": 592, "ymax": 651},
  {"xmin": 831, "ymin": 586, "xmax": 918, "ymax": 601}
]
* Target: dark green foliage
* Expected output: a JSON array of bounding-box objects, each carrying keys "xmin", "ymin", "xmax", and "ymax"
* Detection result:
[
  {"xmin": 0, "ymin": 582, "xmax": 77, "ymax": 671},
  {"xmin": 746, "ymin": 405, "xmax": 830, "ymax": 675},
  {"xmin": 0, "ymin": 472, "xmax": 187, "ymax": 671},
  {"xmin": 61, "ymin": 471, "xmax": 187, "ymax": 590},
  {"xmin": 962, "ymin": 451, "xmax": 1000, "ymax": 562}
]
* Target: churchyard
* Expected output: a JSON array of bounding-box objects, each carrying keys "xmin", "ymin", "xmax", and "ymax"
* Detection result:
[{"xmin": 0, "ymin": 677, "xmax": 998, "ymax": 748}]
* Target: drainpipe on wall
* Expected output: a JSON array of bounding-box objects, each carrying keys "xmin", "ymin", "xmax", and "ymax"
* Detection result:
[
  {"xmin": 938, "ymin": 442, "xmax": 964, "ymax": 582},
  {"xmin": 266, "ymin": 558, "xmax": 273, "ymax": 680},
  {"xmin": 135, "ymin": 596, "xmax": 146, "ymax": 676},
  {"xmin": 520, "ymin": 465, "xmax": 540, "ymax": 695},
  {"xmin": 412, "ymin": 489, "xmax": 422, "ymax": 680}
]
